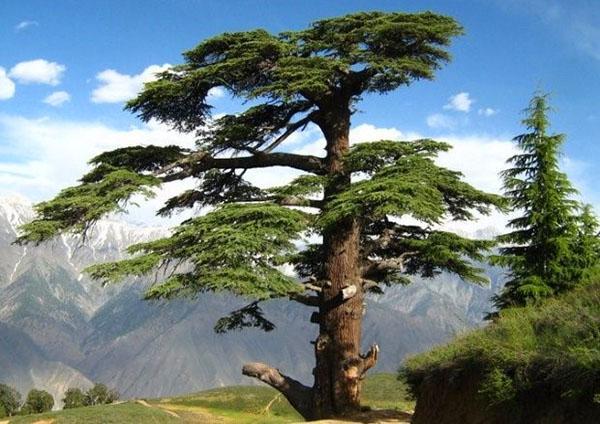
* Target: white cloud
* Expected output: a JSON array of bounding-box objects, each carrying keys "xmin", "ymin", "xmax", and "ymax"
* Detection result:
[
  {"xmin": 292, "ymin": 123, "xmax": 421, "ymax": 157},
  {"xmin": 9, "ymin": 59, "xmax": 66, "ymax": 85},
  {"xmin": 444, "ymin": 92, "xmax": 473, "ymax": 112},
  {"xmin": 15, "ymin": 20, "xmax": 39, "ymax": 32},
  {"xmin": 0, "ymin": 68, "xmax": 16, "ymax": 100},
  {"xmin": 426, "ymin": 113, "xmax": 456, "ymax": 130},
  {"xmin": 2, "ymin": 115, "xmax": 594, "ymax": 232},
  {"xmin": 207, "ymin": 86, "xmax": 225, "ymax": 99},
  {"xmin": 91, "ymin": 64, "xmax": 171, "ymax": 103},
  {"xmin": 0, "ymin": 115, "xmax": 198, "ymax": 225},
  {"xmin": 478, "ymin": 107, "xmax": 498, "ymax": 117},
  {"xmin": 43, "ymin": 91, "xmax": 71, "ymax": 107}
]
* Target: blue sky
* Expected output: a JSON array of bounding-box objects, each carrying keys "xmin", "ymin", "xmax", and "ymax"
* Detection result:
[{"xmin": 0, "ymin": 0, "xmax": 598, "ymax": 228}]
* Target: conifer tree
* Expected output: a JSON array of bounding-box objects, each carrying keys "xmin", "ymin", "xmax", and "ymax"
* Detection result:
[
  {"xmin": 572, "ymin": 204, "xmax": 600, "ymax": 282},
  {"xmin": 492, "ymin": 93, "xmax": 591, "ymax": 310},
  {"xmin": 17, "ymin": 11, "xmax": 502, "ymax": 419}
]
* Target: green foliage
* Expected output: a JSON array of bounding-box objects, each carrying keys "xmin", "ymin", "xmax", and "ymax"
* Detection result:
[
  {"xmin": 344, "ymin": 139, "xmax": 450, "ymax": 174},
  {"xmin": 478, "ymin": 368, "xmax": 516, "ymax": 405},
  {"xmin": 492, "ymin": 94, "xmax": 599, "ymax": 309},
  {"xmin": 16, "ymin": 169, "xmax": 160, "ymax": 244},
  {"xmin": 84, "ymin": 384, "xmax": 119, "ymax": 406},
  {"xmin": 267, "ymin": 175, "xmax": 325, "ymax": 200},
  {"xmin": 127, "ymin": 11, "xmax": 462, "ymax": 132},
  {"xmin": 62, "ymin": 388, "xmax": 85, "ymax": 409},
  {"xmin": 214, "ymin": 301, "xmax": 276, "ymax": 333},
  {"xmin": 86, "ymin": 203, "xmax": 308, "ymax": 301},
  {"xmin": 0, "ymin": 383, "xmax": 21, "ymax": 417},
  {"xmin": 15, "ymin": 10, "xmax": 498, "ymax": 339},
  {"xmin": 158, "ymin": 169, "xmax": 264, "ymax": 216},
  {"xmin": 321, "ymin": 152, "xmax": 501, "ymax": 228},
  {"xmin": 402, "ymin": 281, "xmax": 600, "ymax": 406},
  {"xmin": 22, "ymin": 389, "xmax": 54, "ymax": 414}
]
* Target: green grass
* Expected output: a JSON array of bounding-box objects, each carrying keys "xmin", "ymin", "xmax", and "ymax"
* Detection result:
[
  {"xmin": 6, "ymin": 373, "xmax": 413, "ymax": 423},
  {"xmin": 153, "ymin": 374, "xmax": 413, "ymax": 423},
  {"xmin": 7, "ymin": 402, "xmax": 180, "ymax": 423},
  {"xmin": 402, "ymin": 281, "xmax": 600, "ymax": 405},
  {"xmin": 155, "ymin": 385, "xmax": 301, "ymax": 423},
  {"xmin": 362, "ymin": 373, "xmax": 414, "ymax": 411}
]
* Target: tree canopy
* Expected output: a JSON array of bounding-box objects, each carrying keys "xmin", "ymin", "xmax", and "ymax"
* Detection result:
[
  {"xmin": 492, "ymin": 94, "xmax": 600, "ymax": 310},
  {"xmin": 16, "ymin": 10, "xmax": 505, "ymax": 419},
  {"xmin": 21, "ymin": 389, "xmax": 53, "ymax": 414},
  {"xmin": 0, "ymin": 384, "xmax": 21, "ymax": 417}
]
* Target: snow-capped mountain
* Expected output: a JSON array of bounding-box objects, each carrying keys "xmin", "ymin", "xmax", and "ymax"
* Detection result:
[{"xmin": 0, "ymin": 196, "xmax": 504, "ymax": 406}]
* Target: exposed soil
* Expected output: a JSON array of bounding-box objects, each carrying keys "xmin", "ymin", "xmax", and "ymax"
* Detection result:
[{"xmin": 304, "ymin": 409, "xmax": 412, "ymax": 423}]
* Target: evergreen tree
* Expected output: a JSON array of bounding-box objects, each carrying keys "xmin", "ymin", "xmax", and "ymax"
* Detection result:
[
  {"xmin": 62, "ymin": 388, "xmax": 85, "ymax": 409},
  {"xmin": 0, "ymin": 384, "xmax": 21, "ymax": 417},
  {"xmin": 572, "ymin": 204, "xmax": 600, "ymax": 282},
  {"xmin": 492, "ymin": 93, "xmax": 586, "ymax": 310},
  {"xmin": 17, "ymin": 11, "xmax": 502, "ymax": 419}
]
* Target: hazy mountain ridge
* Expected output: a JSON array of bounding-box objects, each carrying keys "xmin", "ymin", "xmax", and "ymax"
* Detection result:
[{"xmin": 0, "ymin": 196, "xmax": 504, "ymax": 405}]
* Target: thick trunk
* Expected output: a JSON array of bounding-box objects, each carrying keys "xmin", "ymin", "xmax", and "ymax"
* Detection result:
[
  {"xmin": 242, "ymin": 103, "xmax": 378, "ymax": 420},
  {"xmin": 311, "ymin": 105, "xmax": 374, "ymax": 417}
]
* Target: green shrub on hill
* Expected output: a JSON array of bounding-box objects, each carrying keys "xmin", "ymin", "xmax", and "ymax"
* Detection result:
[
  {"xmin": 0, "ymin": 384, "xmax": 21, "ymax": 417},
  {"xmin": 402, "ymin": 281, "xmax": 600, "ymax": 406},
  {"xmin": 21, "ymin": 389, "xmax": 53, "ymax": 414}
]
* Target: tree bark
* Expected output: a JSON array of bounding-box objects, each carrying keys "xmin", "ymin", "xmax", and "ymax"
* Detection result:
[
  {"xmin": 242, "ymin": 363, "xmax": 315, "ymax": 420},
  {"xmin": 312, "ymin": 102, "xmax": 371, "ymax": 417},
  {"xmin": 243, "ymin": 100, "xmax": 378, "ymax": 420}
]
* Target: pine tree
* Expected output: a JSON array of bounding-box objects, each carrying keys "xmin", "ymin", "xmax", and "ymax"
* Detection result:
[
  {"xmin": 17, "ymin": 11, "xmax": 502, "ymax": 419},
  {"xmin": 492, "ymin": 93, "xmax": 585, "ymax": 310},
  {"xmin": 572, "ymin": 204, "xmax": 600, "ymax": 283}
]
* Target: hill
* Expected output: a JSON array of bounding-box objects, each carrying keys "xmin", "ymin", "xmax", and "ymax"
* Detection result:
[
  {"xmin": 402, "ymin": 281, "xmax": 600, "ymax": 423},
  {"xmin": 3, "ymin": 374, "xmax": 412, "ymax": 423}
]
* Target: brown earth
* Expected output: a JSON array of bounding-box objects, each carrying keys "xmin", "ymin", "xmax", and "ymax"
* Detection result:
[{"xmin": 411, "ymin": 368, "xmax": 600, "ymax": 424}]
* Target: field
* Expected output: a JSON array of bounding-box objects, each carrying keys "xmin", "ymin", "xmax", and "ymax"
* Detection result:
[{"xmin": 4, "ymin": 373, "xmax": 413, "ymax": 423}]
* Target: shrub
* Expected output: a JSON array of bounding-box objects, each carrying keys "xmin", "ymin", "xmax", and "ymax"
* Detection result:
[
  {"xmin": 21, "ymin": 389, "xmax": 54, "ymax": 414},
  {"xmin": 402, "ymin": 281, "xmax": 600, "ymax": 405},
  {"xmin": 0, "ymin": 383, "xmax": 21, "ymax": 416},
  {"xmin": 84, "ymin": 383, "xmax": 119, "ymax": 406},
  {"xmin": 63, "ymin": 387, "xmax": 85, "ymax": 409}
]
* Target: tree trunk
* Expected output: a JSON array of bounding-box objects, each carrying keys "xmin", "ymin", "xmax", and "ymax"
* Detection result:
[
  {"xmin": 312, "ymin": 105, "xmax": 370, "ymax": 417},
  {"xmin": 242, "ymin": 103, "xmax": 378, "ymax": 420}
]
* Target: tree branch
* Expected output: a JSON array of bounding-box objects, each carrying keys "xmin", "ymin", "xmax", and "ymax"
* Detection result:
[
  {"xmin": 262, "ymin": 114, "xmax": 314, "ymax": 154},
  {"xmin": 362, "ymin": 251, "xmax": 418, "ymax": 278},
  {"xmin": 158, "ymin": 151, "xmax": 326, "ymax": 181},
  {"xmin": 359, "ymin": 344, "xmax": 379, "ymax": 378},
  {"xmin": 289, "ymin": 292, "xmax": 320, "ymax": 307},
  {"xmin": 242, "ymin": 363, "xmax": 314, "ymax": 420}
]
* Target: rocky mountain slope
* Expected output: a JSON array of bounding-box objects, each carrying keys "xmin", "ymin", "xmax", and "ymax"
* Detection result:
[{"xmin": 0, "ymin": 196, "xmax": 504, "ymax": 405}]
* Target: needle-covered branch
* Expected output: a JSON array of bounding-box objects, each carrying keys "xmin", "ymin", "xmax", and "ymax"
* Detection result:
[
  {"xmin": 158, "ymin": 151, "xmax": 326, "ymax": 182},
  {"xmin": 86, "ymin": 203, "xmax": 310, "ymax": 302}
]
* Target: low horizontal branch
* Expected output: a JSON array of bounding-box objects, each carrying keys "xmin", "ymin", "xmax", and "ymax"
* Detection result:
[
  {"xmin": 242, "ymin": 362, "xmax": 313, "ymax": 419},
  {"xmin": 159, "ymin": 151, "xmax": 326, "ymax": 181}
]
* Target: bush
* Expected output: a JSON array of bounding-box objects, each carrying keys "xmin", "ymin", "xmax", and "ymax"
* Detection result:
[
  {"xmin": 63, "ymin": 387, "xmax": 86, "ymax": 409},
  {"xmin": 0, "ymin": 383, "xmax": 21, "ymax": 416},
  {"xmin": 402, "ymin": 281, "xmax": 600, "ymax": 405},
  {"xmin": 21, "ymin": 389, "xmax": 54, "ymax": 414},
  {"xmin": 84, "ymin": 383, "xmax": 119, "ymax": 406}
]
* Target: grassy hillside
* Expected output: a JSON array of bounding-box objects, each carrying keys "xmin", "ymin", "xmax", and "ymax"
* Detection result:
[
  {"xmin": 402, "ymin": 281, "xmax": 600, "ymax": 415},
  {"xmin": 5, "ymin": 373, "xmax": 412, "ymax": 423}
]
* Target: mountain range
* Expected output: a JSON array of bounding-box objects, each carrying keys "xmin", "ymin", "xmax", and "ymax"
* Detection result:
[{"xmin": 0, "ymin": 196, "xmax": 504, "ymax": 407}]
